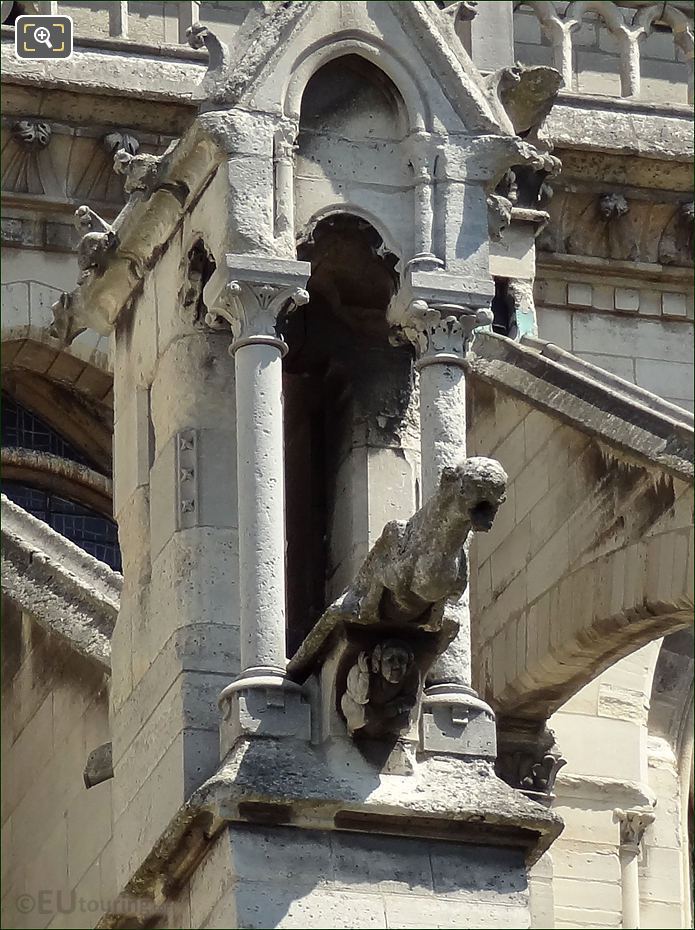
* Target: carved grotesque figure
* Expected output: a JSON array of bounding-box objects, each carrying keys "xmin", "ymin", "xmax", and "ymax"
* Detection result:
[
  {"xmin": 74, "ymin": 205, "xmax": 117, "ymax": 277},
  {"xmin": 341, "ymin": 641, "xmax": 420, "ymax": 737},
  {"xmin": 113, "ymin": 149, "xmax": 163, "ymax": 196},
  {"xmin": 338, "ymin": 456, "xmax": 507, "ymax": 628}
]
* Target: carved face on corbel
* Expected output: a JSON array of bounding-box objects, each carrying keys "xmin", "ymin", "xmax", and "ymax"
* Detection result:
[{"xmin": 372, "ymin": 641, "xmax": 414, "ymax": 684}]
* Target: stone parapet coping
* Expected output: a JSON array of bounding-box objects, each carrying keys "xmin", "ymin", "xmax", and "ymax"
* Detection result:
[
  {"xmin": 1, "ymin": 493, "xmax": 120, "ymax": 671},
  {"xmin": 469, "ymin": 332, "xmax": 694, "ymax": 479}
]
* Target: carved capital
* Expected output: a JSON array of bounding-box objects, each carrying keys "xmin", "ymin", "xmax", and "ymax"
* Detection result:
[
  {"xmin": 496, "ymin": 720, "xmax": 567, "ymax": 800},
  {"xmin": 203, "ymin": 255, "xmax": 311, "ymax": 352},
  {"xmin": 207, "ymin": 280, "xmax": 308, "ymax": 347},
  {"xmin": 615, "ymin": 807, "xmax": 655, "ymax": 851},
  {"xmin": 396, "ymin": 300, "xmax": 493, "ymax": 360},
  {"xmin": 12, "ymin": 119, "xmax": 52, "ymax": 149},
  {"xmin": 274, "ymin": 124, "xmax": 298, "ymax": 163}
]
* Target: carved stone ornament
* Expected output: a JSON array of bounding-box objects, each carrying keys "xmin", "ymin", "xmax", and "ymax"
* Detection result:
[
  {"xmin": 487, "ymin": 193, "xmax": 514, "ymax": 241},
  {"xmin": 496, "ymin": 721, "xmax": 567, "ymax": 799},
  {"xmin": 113, "ymin": 149, "xmax": 164, "ymax": 196},
  {"xmin": 331, "ymin": 456, "xmax": 507, "ymax": 633},
  {"xmin": 393, "ymin": 300, "xmax": 494, "ymax": 358},
  {"xmin": 102, "ymin": 130, "xmax": 140, "ymax": 157},
  {"xmin": 206, "ymin": 280, "xmax": 309, "ymax": 347},
  {"xmin": 614, "ymin": 807, "xmax": 656, "ymax": 851},
  {"xmin": 12, "ymin": 119, "xmax": 52, "ymax": 149},
  {"xmin": 73, "ymin": 205, "xmax": 118, "ymax": 278},
  {"xmin": 341, "ymin": 640, "xmax": 421, "ymax": 738},
  {"xmin": 599, "ymin": 192, "xmax": 630, "ymax": 220}
]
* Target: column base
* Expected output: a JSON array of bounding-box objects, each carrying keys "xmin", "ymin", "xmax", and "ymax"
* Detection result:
[
  {"xmin": 420, "ymin": 683, "xmax": 497, "ymax": 759},
  {"xmin": 219, "ymin": 667, "xmax": 311, "ymax": 758}
]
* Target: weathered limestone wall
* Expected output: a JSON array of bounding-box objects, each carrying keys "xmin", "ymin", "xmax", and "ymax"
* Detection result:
[
  {"xmin": 109, "ymin": 173, "xmax": 241, "ymax": 890},
  {"xmin": 1, "ymin": 601, "xmax": 114, "ymax": 930},
  {"xmin": 535, "ymin": 267, "xmax": 694, "ymax": 412},
  {"xmin": 171, "ymin": 826, "xmax": 530, "ymax": 929}
]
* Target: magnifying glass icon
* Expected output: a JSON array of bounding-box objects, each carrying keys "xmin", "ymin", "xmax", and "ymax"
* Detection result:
[{"xmin": 34, "ymin": 25, "xmax": 53, "ymax": 49}]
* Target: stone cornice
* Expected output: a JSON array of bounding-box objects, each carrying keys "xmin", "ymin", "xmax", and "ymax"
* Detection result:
[
  {"xmin": 546, "ymin": 95, "xmax": 694, "ymax": 162},
  {"xmin": 1, "ymin": 494, "xmax": 120, "ymax": 672}
]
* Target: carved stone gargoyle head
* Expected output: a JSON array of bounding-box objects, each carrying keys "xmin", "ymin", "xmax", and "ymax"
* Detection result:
[{"xmin": 439, "ymin": 456, "xmax": 507, "ymax": 532}]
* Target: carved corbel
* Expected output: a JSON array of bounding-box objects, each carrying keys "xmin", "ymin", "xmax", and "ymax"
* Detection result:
[
  {"xmin": 487, "ymin": 193, "xmax": 514, "ymax": 241},
  {"xmin": 12, "ymin": 118, "xmax": 52, "ymax": 149},
  {"xmin": 103, "ymin": 130, "xmax": 140, "ymax": 158},
  {"xmin": 496, "ymin": 719, "xmax": 567, "ymax": 800},
  {"xmin": 341, "ymin": 641, "xmax": 421, "ymax": 738}
]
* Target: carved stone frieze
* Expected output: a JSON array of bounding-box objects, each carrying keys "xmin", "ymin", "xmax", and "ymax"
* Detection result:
[{"xmin": 539, "ymin": 188, "xmax": 694, "ymax": 266}]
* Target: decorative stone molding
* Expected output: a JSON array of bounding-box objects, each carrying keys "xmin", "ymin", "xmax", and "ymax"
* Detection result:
[
  {"xmin": 175, "ymin": 430, "xmax": 198, "ymax": 530},
  {"xmin": 11, "ymin": 118, "xmax": 52, "ymax": 149}
]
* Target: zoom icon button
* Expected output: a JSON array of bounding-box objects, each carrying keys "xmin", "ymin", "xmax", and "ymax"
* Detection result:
[{"xmin": 15, "ymin": 15, "xmax": 73, "ymax": 59}]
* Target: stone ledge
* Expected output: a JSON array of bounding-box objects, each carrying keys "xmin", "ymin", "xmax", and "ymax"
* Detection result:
[{"xmin": 98, "ymin": 737, "xmax": 562, "ymax": 926}]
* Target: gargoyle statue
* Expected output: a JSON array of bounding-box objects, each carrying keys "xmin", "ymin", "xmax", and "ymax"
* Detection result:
[
  {"xmin": 341, "ymin": 641, "xmax": 420, "ymax": 738},
  {"xmin": 74, "ymin": 205, "xmax": 117, "ymax": 278},
  {"xmin": 333, "ymin": 456, "xmax": 507, "ymax": 631},
  {"xmin": 113, "ymin": 149, "xmax": 163, "ymax": 196}
]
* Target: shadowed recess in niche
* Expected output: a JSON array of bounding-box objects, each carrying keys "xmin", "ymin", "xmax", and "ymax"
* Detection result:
[
  {"xmin": 282, "ymin": 213, "xmax": 407, "ymax": 656},
  {"xmin": 298, "ymin": 54, "xmax": 408, "ymax": 142}
]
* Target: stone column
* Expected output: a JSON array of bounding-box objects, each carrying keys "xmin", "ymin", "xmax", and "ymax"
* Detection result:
[
  {"xmin": 391, "ymin": 288, "xmax": 498, "ymax": 757},
  {"xmin": 203, "ymin": 254, "xmax": 312, "ymax": 755},
  {"xmin": 406, "ymin": 133, "xmax": 442, "ymax": 270},
  {"xmin": 615, "ymin": 808, "xmax": 655, "ymax": 930}
]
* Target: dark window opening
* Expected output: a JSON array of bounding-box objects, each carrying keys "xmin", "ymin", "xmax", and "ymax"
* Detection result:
[
  {"xmin": 491, "ymin": 278, "xmax": 514, "ymax": 336},
  {"xmin": 3, "ymin": 482, "xmax": 122, "ymax": 571},
  {"xmin": 3, "ymin": 2, "xmax": 28, "ymax": 26}
]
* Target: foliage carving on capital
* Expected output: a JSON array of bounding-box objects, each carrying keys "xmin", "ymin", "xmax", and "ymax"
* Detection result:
[
  {"xmin": 206, "ymin": 279, "xmax": 309, "ymax": 343},
  {"xmin": 393, "ymin": 299, "xmax": 493, "ymax": 358}
]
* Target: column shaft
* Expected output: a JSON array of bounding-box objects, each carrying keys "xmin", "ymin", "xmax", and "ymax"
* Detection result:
[
  {"xmin": 619, "ymin": 846, "xmax": 640, "ymax": 929},
  {"xmin": 418, "ymin": 357, "xmax": 472, "ymax": 689},
  {"xmin": 234, "ymin": 340, "xmax": 287, "ymax": 673}
]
